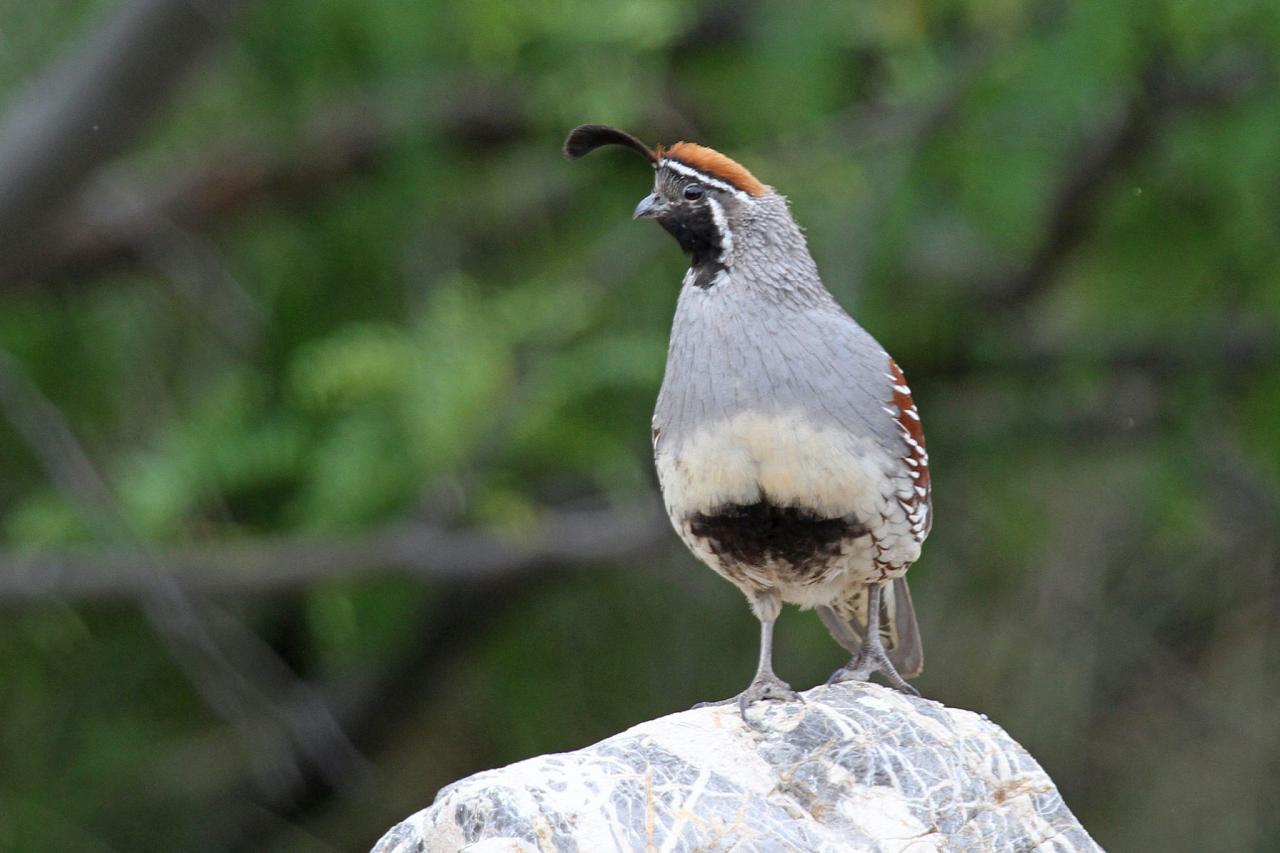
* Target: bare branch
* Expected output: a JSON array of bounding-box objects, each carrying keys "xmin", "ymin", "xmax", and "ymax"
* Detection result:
[
  {"xmin": 989, "ymin": 51, "xmax": 1272, "ymax": 307},
  {"xmin": 0, "ymin": 87, "xmax": 528, "ymax": 285},
  {"xmin": 0, "ymin": 0, "xmax": 249, "ymax": 266},
  {"xmin": 0, "ymin": 506, "xmax": 669, "ymax": 604},
  {"xmin": 0, "ymin": 350, "xmax": 367, "ymax": 797}
]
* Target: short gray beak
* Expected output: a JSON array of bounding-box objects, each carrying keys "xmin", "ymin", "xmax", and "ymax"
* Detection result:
[{"xmin": 633, "ymin": 193, "xmax": 666, "ymax": 220}]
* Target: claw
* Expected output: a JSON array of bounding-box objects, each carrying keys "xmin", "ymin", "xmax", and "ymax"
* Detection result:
[
  {"xmin": 826, "ymin": 581, "xmax": 921, "ymax": 698},
  {"xmin": 828, "ymin": 646, "xmax": 919, "ymax": 696},
  {"xmin": 735, "ymin": 674, "xmax": 802, "ymax": 717},
  {"xmin": 693, "ymin": 674, "xmax": 802, "ymax": 719}
]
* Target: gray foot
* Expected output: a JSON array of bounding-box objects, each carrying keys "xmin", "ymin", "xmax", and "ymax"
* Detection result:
[
  {"xmin": 694, "ymin": 674, "xmax": 802, "ymax": 718},
  {"xmin": 735, "ymin": 673, "xmax": 802, "ymax": 717},
  {"xmin": 827, "ymin": 646, "xmax": 921, "ymax": 697}
]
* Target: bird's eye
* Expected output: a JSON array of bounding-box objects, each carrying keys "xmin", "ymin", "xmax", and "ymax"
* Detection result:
[{"xmin": 683, "ymin": 183, "xmax": 705, "ymax": 201}]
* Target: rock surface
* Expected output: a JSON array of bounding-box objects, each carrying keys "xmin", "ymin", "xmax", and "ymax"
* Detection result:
[{"xmin": 373, "ymin": 682, "xmax": 1100, "ymax": 852}]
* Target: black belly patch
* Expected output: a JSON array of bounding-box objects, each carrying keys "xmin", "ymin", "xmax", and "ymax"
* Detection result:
[{"xmin": 687, "ymin": 500, "xmax": 869, "ymax": 577}]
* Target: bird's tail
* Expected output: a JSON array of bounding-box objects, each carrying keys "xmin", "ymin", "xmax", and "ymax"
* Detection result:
[{"xmin": 817, "ymin": 576, "xmax": 923, "ymax": 679}]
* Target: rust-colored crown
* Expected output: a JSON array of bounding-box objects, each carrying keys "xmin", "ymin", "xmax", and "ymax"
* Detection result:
[
  {"xmin": 563, "ymin": 125, "xmax": 765, "ymax": 197},
  {"xmin": 659, "ymin": 142, "xmax": 766, "ymax": 196}
]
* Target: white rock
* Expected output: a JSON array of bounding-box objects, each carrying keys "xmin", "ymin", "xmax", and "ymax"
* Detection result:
[{"xmin": 373, "ymin": 682, "xmax": 1101, "ymax": 853}]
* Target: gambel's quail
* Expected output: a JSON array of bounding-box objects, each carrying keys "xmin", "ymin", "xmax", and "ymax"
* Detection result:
[{"xmin": 565, "ymin": 125, "xmax": 931, "ymax": 712}]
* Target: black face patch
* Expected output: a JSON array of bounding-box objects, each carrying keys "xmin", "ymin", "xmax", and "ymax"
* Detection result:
[
  {"xmin": 688, "ymin": 500, "xmax": 870, "ymax": 579},
  {"xmin": 657, "ymin": 203, "xmax": 726, "ymax": 289},
  {"xmin": 658, "ymin": 203, "xmax": 718, "ymax": 262}
]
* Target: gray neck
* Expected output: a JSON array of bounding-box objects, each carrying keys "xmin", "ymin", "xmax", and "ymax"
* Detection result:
[
  {"xmin": 705, "ymin": 191, "xmax": 834, "ymax": 309},
  {"xmin": 659, "ymin": 189, "xmax": 869, "ymax": 440}
]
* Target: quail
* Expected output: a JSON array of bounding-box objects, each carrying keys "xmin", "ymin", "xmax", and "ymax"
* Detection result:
[{"xmin": 565, "ymin": 125, "xmax": 931, "ymax": 712}]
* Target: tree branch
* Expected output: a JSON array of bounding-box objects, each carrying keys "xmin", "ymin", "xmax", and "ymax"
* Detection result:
[
  {"xmin": 0, "ymin": 86, "xmax": 528, "ymax": 285},
  {"xmin": 0, "ymin": 0, "xmax": 249, "ymax": 267},
  {"xmin": 989, "ymin": 51, "xmax": 1271, "ymax": 307},
  {"xmin": 0, "ymin": 506, "xmax": 668, "ymax": 604},
  {"xmin": 0, "ymin": 349, "xmax": 369, "ymax": 796}
]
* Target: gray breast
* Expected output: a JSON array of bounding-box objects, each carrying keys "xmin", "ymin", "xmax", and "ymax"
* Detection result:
[
  {"xmin": 652, "ymin": 269, "xmax": 923, "ymax": 575},
  {"xmin": 654, "ymin": 277, "xmax": 900, "ymax": 454}
]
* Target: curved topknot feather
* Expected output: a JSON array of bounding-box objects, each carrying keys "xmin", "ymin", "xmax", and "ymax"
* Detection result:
[
  {"xmin": 659, "ymin": 142, "xmax": 765, "ymax": 196},
  {"xmin": 563, "ymin": 124, "xmax": 657, "ymax": 164}
]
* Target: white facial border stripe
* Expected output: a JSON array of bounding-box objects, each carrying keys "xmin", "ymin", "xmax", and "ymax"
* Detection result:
[
  {"xmin": 658, "ymin": 158, "xmax": 751, "ymax": 201},
  {"xmin": 707, "ymin": 196, "xmax": 733, "ymax": 257}
]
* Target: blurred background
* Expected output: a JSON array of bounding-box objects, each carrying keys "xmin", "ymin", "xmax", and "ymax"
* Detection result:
[{"xmin": 0, "ymin": 1, "xmax": 1277, "ymax": 850}]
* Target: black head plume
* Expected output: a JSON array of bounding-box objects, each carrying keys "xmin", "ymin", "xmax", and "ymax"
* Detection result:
[{"xmin": 563, "ymin": 124, "xmax": 657, "ymax": 165}]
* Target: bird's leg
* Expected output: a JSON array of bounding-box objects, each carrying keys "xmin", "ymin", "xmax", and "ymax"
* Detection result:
[
  {"xmin": 695, "ymin": 591, "xmax": 801, "ymax": 716},
  {"xmin": 827, "ymin": 582, "xmax": 920, "ymax": 697},
  {"xmin": 732, "ymin": 614, "xmax": 801, "ymax": 715}
]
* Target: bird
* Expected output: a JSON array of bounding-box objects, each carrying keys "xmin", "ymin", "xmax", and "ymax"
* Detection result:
[{"xmin": 564, "ymin": 124, "xmax": 931, "ymax": 713}]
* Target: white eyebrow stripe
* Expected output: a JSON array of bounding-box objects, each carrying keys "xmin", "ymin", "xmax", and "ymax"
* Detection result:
[{"xmin": 659, "ymin": 158, "xmax": 751, "ymax": 201}]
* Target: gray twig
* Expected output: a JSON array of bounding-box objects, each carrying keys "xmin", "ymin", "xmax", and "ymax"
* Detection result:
[
  {"xmin": 0, "ymin": 0, "xmax": 250, "ymax": 266},
  {"xmin": 0, "ymin": 350, "xmax": 368, "ymax": 798},
  {"xmin": 0, "ymin": 505, "xmax": 669, "ymax": 603},
  {"xmin": 991, "ymin": 51, "xmax": 1271, "ymax": 307}
]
